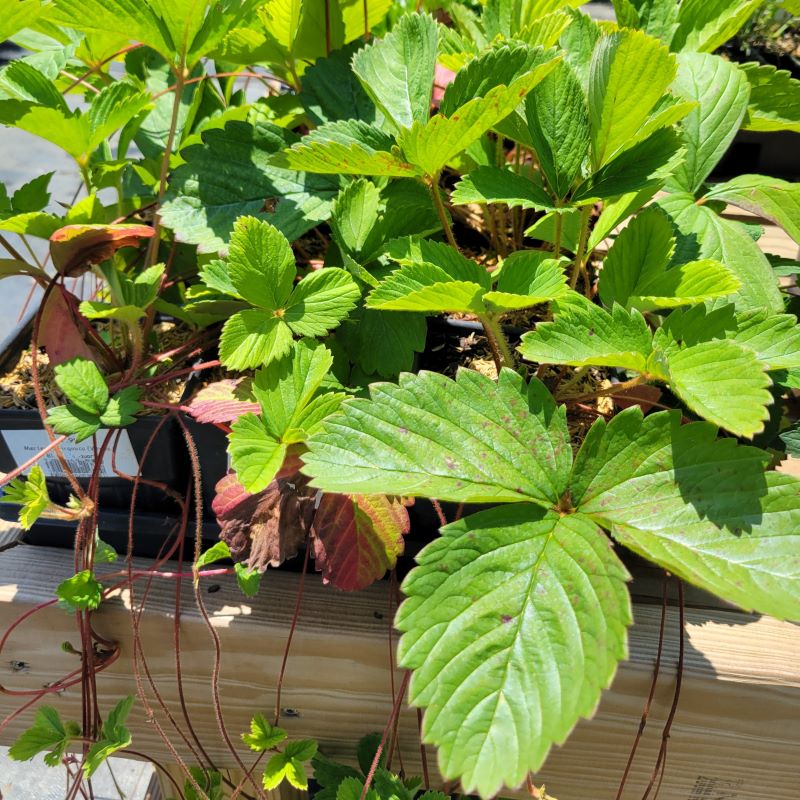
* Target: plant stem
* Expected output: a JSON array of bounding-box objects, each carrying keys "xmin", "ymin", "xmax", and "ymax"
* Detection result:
[
  {"xmin": 570, "ymin": 204, "xmax": 592, "ymax": 290},
  {"xmin": 559, "ymin": 373, "xmax": 647, "ymax": 403},
  {"xmin": 146, "ymin": 60, "xmax": 186, "ymax": 267},
  {"xmin": 428, "ymin": 173, "xmax": 458, "ymax": 251},
  {"xmin": 478, "ymin": 314, "xmax": 514, "ymax": 373},
  {"xmin": 553, "ymin": 206, "xmax": 564, "ymax": 258}
]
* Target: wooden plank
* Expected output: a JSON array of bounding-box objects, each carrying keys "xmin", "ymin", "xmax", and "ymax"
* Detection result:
[{"xmin": 0, "ymin": 544, "xmax": 798, "ymax": 800}]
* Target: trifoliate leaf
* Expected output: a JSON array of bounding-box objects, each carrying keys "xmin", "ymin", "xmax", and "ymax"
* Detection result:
[
  {"xmin": 8, "ymin": 705, "xmax": 81, "ymax": 767},
  {"xmin": 351, "ymin": 12, "xmax": 438, "ymax": 131},
  {"xmin": 667, "ymin": 53, "xmax": 750, "ymax": 194},
  {"xmin": 53, "ymin": 358, "xmax": 108, "ymax": 416},
  {"xmin": 56, "ymin": 569, "xmax": 103, "ymax": 612},
  {"xmin": 572, "ymin": 408, "xmax": 800, "ymax": 620},
  {"xmin": 397, "ymin": 505, "xmax": 631, "ymax": 797},
  {"xmin": 1, "ymin": 466, "xmax": 50, "ymax": 530},
  {"xmin": 304, "ymin": 369, "xmax": 572, "ymax": 506},
  {"xmin": 242, "ymin": 714, "xmax": 287, "ymax": 752}
]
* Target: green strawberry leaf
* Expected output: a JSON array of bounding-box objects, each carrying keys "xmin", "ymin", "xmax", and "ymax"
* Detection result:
[
  {"xmin": 161, "ymin": 118, "xmax": 341, "ymax": 253},
  {"xmin": 704, "ymin": 174, "xmax": 800, "ymax": 245},
  {"xmin": 242, "ymin": 714, "xmax": 287, "ymax": 752},
  {"xmin": 588, "ymin": 29, "xmax": 677, "ymax": 168},
  {"xmin": 1, "ymin": 466, "xmax": 50, "ymax": 530},
  {"xmin": 99, "ymin": 386, "xmax": 142, "ymax": 428},
  {"xmin": 525, "ymin": 59, "xmax": 589, "ymax": 198},
  {"xmin": 351, "ymin": 12, "xmax": 438, "ymax": 131},
  {"xmin": 450, "ymin": 166, "xmax": 557, "ymax": 211},
  {"xmin": 53, "ymin": 358, "xmax": 109, "ymax": 416},
  {"xmin": 667, "ymin": 53, "xmax": 750, "ymax": 194},
  {"xmin": 398, "ymin": 65, "xmax": 557, "ymax": 177},
  {"xmin": 252, "ymin": 339, "xmax": 334, "ymax": 440},
  {"xmin": 304, "ymin": 369, "xmax": 572, "ymax": 506},
  {"xmin": 283, "ymin": 268, "xmax": 361, "ymax": 337},
  {"xmin": 671, "ymin": 0, "xmax": 762, "ymax": 54},
  {"xmin": 219, "ymin": 311, "xmax": 295, "ymax": 371},
  {"xmin": 657, "ymin": 192, "xmax": 784, "ymax": 313},
  {"xmin": 228, "ymin": 413, "xmax": 288, "ymax": 494},
  {"xmin": 273, "ymin": 120, "xmax": 419, "ymax": 177},
  {"xmin": 9, "ymin": 705, "xmax": 81, "ymax": 767},
  {"xmin": 518, "ymin": 296, "xmax": 653, "ymax": 371},
  {"xmin": 226, "ymin": 216, "xmax": 295, "ymax": 310},
  {"xmin": 83, "ymin": 696, "xmax": 134, "ymax": 777},
  {"xmin": 56, "ymin": 569, "xmax": 103, "ymax": 612},
  {"xmin": 654, "ymin": 338, "xmax": 771, "ymax": 438},
  {"xmin": 598, "ymin": 207, "xmax": 739, "ymax": 310},
  {"xmin": 739, "ymin": 62, "xmax": 800, "ymax": 134},
  {"xmin": 396, "ymin": 504, "xmax": 631, "ymax": 797},
  {"xmin": 45, "ymin": 405, "xmax": 102, "ymax": 443},
  {"xmin": 483, "ymin": 251, "xmax": 570, "ymax": 311},
  {"xmin": 572, "ymin": 408, "xmax": 800, "ymax": 620}
]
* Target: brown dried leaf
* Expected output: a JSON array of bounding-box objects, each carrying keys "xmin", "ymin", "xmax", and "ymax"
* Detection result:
[
  {"xmin": 212, "ymin": 463, "xmax": 315, "ymax": 572},
  {"xmin": 312, "ymin": 494, "xmax": 409, "ymax": 591}
]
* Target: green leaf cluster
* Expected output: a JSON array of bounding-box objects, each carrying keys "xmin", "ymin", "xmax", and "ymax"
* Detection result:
[
  {"xmin": 303, "ymin": 368, "xmax": 800, "ymax": 796},
  {"xmin": 203, "ymin": 216, "xmax": 359, "ymax": 370},
  {"xmin": 46, "ymin": 358, "xmax": 142, "ymax": 442}
]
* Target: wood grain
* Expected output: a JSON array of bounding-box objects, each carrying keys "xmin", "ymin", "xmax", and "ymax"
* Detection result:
[{"xmin": 1, "ymin": 544, "xmax": 798, "ymax": 800}]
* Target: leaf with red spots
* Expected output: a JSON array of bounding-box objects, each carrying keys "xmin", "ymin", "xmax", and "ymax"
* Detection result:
[
  {"xmin": 49, "ymin": 224, "xmax": 154, "ymax": 277},
  {"xmin": 187, "ymin": 379, "xmax": 260, "ymax": 424},
  {"xmin": 311, "ymin": 494, "xmax": 409, "ymax": 590}
]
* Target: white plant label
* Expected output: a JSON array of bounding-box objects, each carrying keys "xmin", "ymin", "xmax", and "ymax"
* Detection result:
[{"xmin": 1, "ymin": 429, "xmax": 139, "ymax": 479}]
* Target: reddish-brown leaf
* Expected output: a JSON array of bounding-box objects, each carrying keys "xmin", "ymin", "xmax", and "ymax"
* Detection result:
[
  {"xmin": 212, "ymin": 463, "xmax": 314, "ymax": 572},
  {"xmin": 50, "ymin": 223, "xmax": 154, "ymax": 276},
  {"xmin": 187, "ymin": 379, "xmax": 260, "ymax": 424},
  {"xmin": 312, "ymin": 494, "xmax": 409, "ymax": 591},
  {"xmin": 612, "ymin": 384, "xmax": 664, "ymax": 414},
  {"xmin": 39, "ymin": 287, "xmax": 96, "ymax": 366}
]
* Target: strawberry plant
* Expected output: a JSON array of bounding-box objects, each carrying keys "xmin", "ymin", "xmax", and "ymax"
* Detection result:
[{"xmin": 0, "ymin": 1, "xmax": 799, "ymax": 799}]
